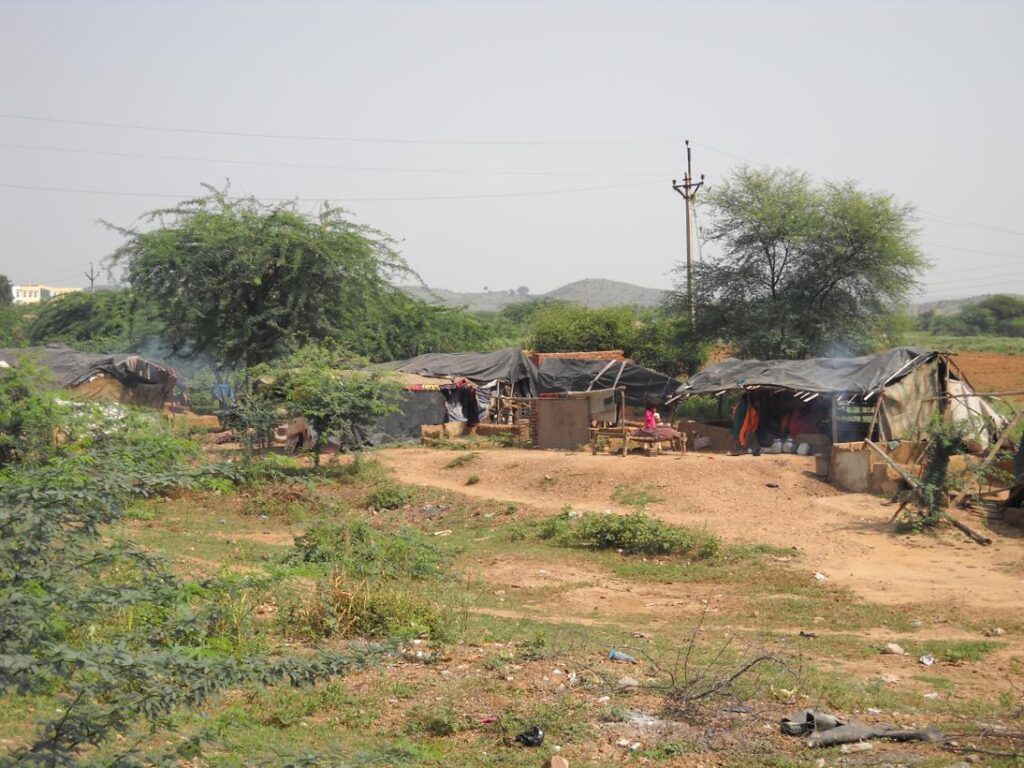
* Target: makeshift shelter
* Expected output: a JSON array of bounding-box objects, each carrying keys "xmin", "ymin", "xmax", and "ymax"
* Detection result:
[
  {"xmin": 673, "ymin": 348, "xmax": 1004, "ymax": 448},
  {"xmin": 0, "ymin": 344, "xmax": 177, "ymax": 409},
  {"xmin": 537, "ymin": 358, "xmax": 681, "ymax": 407},
  {"xmin": 382, "ymin": 348, "xmax": 539, "ymax": 396},
  {"xmin": 362, "ymin": 373, "xmax": 480, "ymax": 445}
]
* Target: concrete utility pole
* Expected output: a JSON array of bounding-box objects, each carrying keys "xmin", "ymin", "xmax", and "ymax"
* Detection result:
[
  {"xmin": 671, "ymin": 140, "xmax": 703, "ymax": 324},
  {"xmin": 84, "ymin": 263, "xmax": 97, "ymax": 293}
]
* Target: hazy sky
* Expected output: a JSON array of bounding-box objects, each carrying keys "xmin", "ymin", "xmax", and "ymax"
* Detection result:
[{"xmin": 1, "ymin": 0, "xmax": 1021, "ymax": 301}]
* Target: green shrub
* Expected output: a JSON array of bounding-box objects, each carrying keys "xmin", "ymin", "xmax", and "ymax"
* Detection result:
[
  {"xmin": 541, "ymin": 511, "xmax": 720, "ymax": 559},
  {"xmin": 288, "ymin": 571, "xmax": 463, "ymax": 642},
  {"xmin": 289, "ymin": 520, "xmax": 451, "ymax": 580},
  {"xmin": 365, "ymin": 482, "xmax": 413, "ymax": 510},
  {"xmin": 465, "ymin": 474, "xmax": 480, "ymax": 485}
]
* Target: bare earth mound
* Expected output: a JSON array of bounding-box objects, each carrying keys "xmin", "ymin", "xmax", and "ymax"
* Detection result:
[{"xmin": 378, "ymin": 447, "xmax": 1024, "ymax": 617}]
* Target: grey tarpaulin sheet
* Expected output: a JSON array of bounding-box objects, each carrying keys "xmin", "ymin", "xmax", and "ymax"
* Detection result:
[
  {"xmin": 381, "ymin": 348, "xmax": 539, "ymax": 395},
  {"xmin": 362, "ymin": 390, "xmax": 447, "ymax": 446},
  {"xmin": 0, "ymin": 344, "xmax": 177, "ymax": 389},
  {"xmin": 677, "ymin": 348, "xmax": 935, "ymax": 398},
  {"xmin": 537, "ymin": 358, "xmax": 681, "ymax": 406}
]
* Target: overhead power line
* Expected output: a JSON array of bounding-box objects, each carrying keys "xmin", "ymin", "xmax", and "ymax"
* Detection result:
[
  {"xmin": 0, "ymin": 112, "xmax": 675, "ymax": 147},
  {"xmin": 0, "ymin": 142, "xmax": 664, "ymax": 178},
  {"xmin": 915, "ymin": 210, "xmax": 1024, "ymax": 238},
  {"xmin": 0, "ymin": 178, "xmax": 662, "ymax": 202}
]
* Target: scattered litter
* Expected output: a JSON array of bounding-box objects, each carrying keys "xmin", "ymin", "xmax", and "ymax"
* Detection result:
[
  {"xmin": 432, "ymin": 529, "xmax": 453, "ymax": 536},
  {"xmin": 479, "ymin": 714, "xmax": 498, "ymax": 724},
  {"xmin": 866, "ymin": 707, "xmax": 882, "ymax": 715},
  {"xmin": 766, "ymin": 482, "xmax": 780, "ymax": 488},
  {"xmin": 880, "ymin": 674, "xmax": 900, "ymax": 684},
  {"xmin": 615, "ymin": 738, "xmax": 630, "ymax": 748},
  {"xmin": 632, "ymin": 631, "xmax": 652, "ymax": 639},
  {"xmin": 840, "ymin": 741, "xmax": 874, "ymax": 754},
  {"xmin": 919, "ymin": 654, "xmax": 936, "ymax": 666},
  {"xmin": 543, "ymin": 756, "xmax": 569, "ymax": 768},
  {"xmin": 909, "ymin": 619, "xmax": 923, "ymax": 628},
  {"xmin": 799, "ymin": 630, "xmax": 817, "ymax": 638},
  {"xmin": 515, "ymin": 726, "xmax": 545, "ymax": 747},
  {"xmin": 616, "ymin": 675, "xmax": 640, "ymax": 691},
  {"xmin": 596, "ymin": 695, "xmax": 610, "ymax": 703},
  {"xmin": 882, "ymin": 643, "xmax": 906, "ymax": 656},
  {"xmin": 608, "ymin": 649, "xmax": 637, "ymax": 664},
  {"xmin": 781, "ymin": 708, "xmax": 944, "ymax": 747},
  {"xmin": 923, "ymin": 691, "xmax": 940, "ymax": 699},
  {"xmin": 813, "ymin": 572, "xmax": 828, "ymax": 582},
  {"xmin": 421, "ymin": 503, "xmax": 448, "ymax": 518},
  {"xmin": 722, "ymin": 704, "xmax": 753, "ymax": 714},
  {"xmin": 984, "ymin": 627, "xmax": 1006, "ymax": 637}
]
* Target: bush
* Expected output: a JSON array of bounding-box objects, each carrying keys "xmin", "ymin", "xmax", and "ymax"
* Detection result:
[
  {"xmin": 365, "ymin": 482, "xmax": 413, "ymax": 510},
  {"xmin": 289, "ymin": 571, "xmax": 462, "ymax": 642},
  {"xmin": 541, "ymin": 511, "xmax": 720, "ymax": 559},
  {"xmin": 289, "ymin": 520, "xmax": 452, "ymax": 580}
]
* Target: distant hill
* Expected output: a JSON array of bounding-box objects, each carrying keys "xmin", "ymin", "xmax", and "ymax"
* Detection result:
[
  {"xmin": 543, "ymin": 279, "xmax": 666, "ymax": 308},
  {"xmin": 401, "ymin": 278, "xmax": 667, "ymax": 312}
]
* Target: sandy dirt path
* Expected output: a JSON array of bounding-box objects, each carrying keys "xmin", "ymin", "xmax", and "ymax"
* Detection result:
[{"xmin": 378, "ymin": 447, "xmax": 1024, "ymax": 616}]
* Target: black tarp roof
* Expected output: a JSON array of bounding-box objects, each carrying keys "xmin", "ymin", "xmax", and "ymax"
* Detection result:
[
  {"xmin": 537, "ymin": 358, "xmax": 681, "ymax": 406},
  {"xmin": 381, "ymin": 348, "xmax": 539, "ymax": 395},
  {"xmin": 0, "ymin": 344, "xmax": 177, "ymax": 388},
  {"xmin": 676, "ymin": 347, "xmax": 936, "ymax": 398}
]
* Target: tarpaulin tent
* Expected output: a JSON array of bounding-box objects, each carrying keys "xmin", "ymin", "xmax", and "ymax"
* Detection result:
[
  {"xmin": 537, "ymin": 358, "xmax": 681, "ymax": 407},
  {"xmin": 381, "ymin": 348, "xmax": 539, "ymax": 395},
  {"xmin": 674, "ymin": 348, "xmax": 1004, "ymax": 445},
  {"xmin": 0, "ymin": 344, "xmax": 177, "ymax": 409}
]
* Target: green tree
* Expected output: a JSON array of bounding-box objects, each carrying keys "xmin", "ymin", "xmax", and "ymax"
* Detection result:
[
  {"xmin": 680, "ymin": 167, "xmax": 925, "ymax": 359},
  {"xmin": 107, "ymin": 187, "xmax": 409, "ymax": 369},
  {"xmin": 526, "ymin": 303, "xmax": 691, "ymax": 374},
  {"xmin": 0, "ymin": 274, "xmax": 12, "ymax": 306},
  {"xmin": 26, "ymin": 289, "xmax": 163, "ymax": 350},
  {"xmin": 250, "ymin": 345, "xmax": 400, "ymax": 466}
]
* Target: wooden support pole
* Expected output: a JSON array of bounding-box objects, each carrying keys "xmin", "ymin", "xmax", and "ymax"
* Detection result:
[
  {"xmin": 865, "ymin": 439, "xmax": 992, "ymax": 545},
  {"xmin": 863, "ymin": 439, "xmax": 920, "ymax": 488}
]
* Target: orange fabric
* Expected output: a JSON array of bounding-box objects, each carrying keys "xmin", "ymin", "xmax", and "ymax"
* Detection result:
[{"xmin": 739, "ymin": 404, "xmax": 760, "ymax": 447}]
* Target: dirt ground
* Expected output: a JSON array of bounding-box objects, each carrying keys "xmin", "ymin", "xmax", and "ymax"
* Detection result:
[
  {"xmin": 950, "ymin": 351, "xmax": 1024, "ymax": 399},
  {"xmin": 378, "ymin": 447, "xmax": 1024, "ymax": 618}
]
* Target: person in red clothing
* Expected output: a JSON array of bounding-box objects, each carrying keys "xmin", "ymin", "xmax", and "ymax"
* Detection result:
[{"xmin": 643, "ymin": 402, "xmax": 658, "ymax": 429}]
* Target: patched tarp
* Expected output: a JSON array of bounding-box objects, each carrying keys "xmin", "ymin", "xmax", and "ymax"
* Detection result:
[
  {"xmin": 677, "ymin": 348, "xmax": 935, "ymax": 398},
  {"xmin": 0, "ymin": 344, "xmax": 177, "ymax": 408},
  {"xmin": 538, "ymin": 358, "xmax": 681, "ymax": 406},
  {"xmin": 362, "ymin": 389, "xmax": 447, "ymax": 445},
  {"xmin": 382, "ymin": 348, "xmax": 539, "ymax": 395}
]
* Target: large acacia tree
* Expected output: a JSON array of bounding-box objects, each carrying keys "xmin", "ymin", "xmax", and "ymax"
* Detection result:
[
  {"xmin": 107, "ymin": 188, "xmax": 409, "ymax": 368},
  {"xmin": 675, "ymin": 167, "xmax": 925, "ymax": 359}
]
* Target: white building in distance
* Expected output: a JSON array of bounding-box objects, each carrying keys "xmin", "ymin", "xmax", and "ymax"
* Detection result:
[{"xmin": 12, "ymin": 285, "xmax": 83, "ymax": 305}]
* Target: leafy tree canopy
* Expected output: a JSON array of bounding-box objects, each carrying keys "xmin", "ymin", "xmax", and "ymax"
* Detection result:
[
  {"xmin": 0, "ymin": 274, "xmax": 12, "ymax": 306},
  {"xmin": 917, "ymin": 294, "xmax": 1024, "ymax": 337},
  {"xmin": 677, "ymin": 167, "xmax": 925, "ymax": 359},
  {"xmin": 242, "ymin": 345, "xmax": 401, "ymax": 465},
  {"xmin": 528, "ymin": 303, "xmax": 693, "ymax": 375},
  {"xmin": 26, "ymin": 289, "xmax": 163, "ymax": 351},
  {"xmin": 107, "ymin": 187, "xmax": 409, "ymax": 369}
]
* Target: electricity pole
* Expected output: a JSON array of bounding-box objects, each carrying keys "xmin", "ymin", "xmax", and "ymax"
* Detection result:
[
  {"xmin": 672, "ymin": 140, "xmax": 703, "ymax": 324},
  {"xmin": 84, "ymin": 263, "xmax": 97, "ymax": 293}
]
